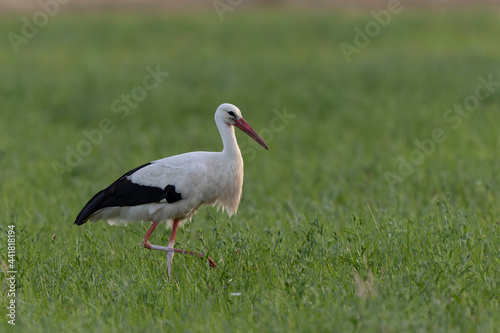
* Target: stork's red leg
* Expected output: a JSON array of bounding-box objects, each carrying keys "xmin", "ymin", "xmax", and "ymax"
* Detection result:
[
  {"xmin": 143, "ymin": 220, "xmax": 217, "ymax": 277},
  {"xmin": 168, "ymin": 220, "xmax": 179, "ymax": 247},
  {"xmin": 142, "ymin": 221, "xmax": 159, "ymax": 249}
]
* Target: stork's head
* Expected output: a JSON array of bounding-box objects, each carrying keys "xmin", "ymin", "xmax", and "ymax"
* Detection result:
[{"xmin": 216, "ymin": 103, "xmax": 269, "ymax": 150}]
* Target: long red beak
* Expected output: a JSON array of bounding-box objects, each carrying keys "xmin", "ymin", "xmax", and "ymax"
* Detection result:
[{"xmin": 234, "ymin": 118, "xmax": 269, "ymax": 150}]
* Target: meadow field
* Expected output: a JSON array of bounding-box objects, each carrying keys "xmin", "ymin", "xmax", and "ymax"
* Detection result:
[{"xmin": 1, "ymin": 8, "xmax": 500, "ymax": 332}]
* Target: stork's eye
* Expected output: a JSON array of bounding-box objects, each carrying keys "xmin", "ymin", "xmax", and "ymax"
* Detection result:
[{"xmin": 227, "ymin": 111, "xmax": 236, "ymax": 118}]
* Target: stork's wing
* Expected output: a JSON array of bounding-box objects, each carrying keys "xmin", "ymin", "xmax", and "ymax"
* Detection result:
[{"xmin": 74, "ymin": 162, "xmax": 183, "ymax": 225}]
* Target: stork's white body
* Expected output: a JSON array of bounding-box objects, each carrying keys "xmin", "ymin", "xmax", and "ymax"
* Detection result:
[{"xmin": 92, "ymin": 149, "xmax": 243, "ymax": 227}]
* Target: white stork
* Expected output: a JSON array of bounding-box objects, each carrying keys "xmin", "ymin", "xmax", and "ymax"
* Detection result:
[{"xmin": 74, "ymin": 103, "xmax": 269, "ymax": 279}]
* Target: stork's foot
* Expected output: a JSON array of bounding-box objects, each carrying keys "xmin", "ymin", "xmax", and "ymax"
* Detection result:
[{"xmin": 143, "ymin": 243, "xmax": 217, "ymax": 268}]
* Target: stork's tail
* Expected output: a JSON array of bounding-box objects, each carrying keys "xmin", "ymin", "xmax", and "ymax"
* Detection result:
[{"xmin": 74, "ymin": 190, "xmax": 106, "ymax": 225}]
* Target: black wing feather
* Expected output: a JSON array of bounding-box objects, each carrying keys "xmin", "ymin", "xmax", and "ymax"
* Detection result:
[{"xmin": 74, "ymin": 162, "xmax": 182, "ymax": 225}]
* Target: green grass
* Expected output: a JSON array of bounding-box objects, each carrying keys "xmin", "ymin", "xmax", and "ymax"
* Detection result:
[{"xmin": 1, "ymin": 8, "xmax": 500, "ymax": 332}]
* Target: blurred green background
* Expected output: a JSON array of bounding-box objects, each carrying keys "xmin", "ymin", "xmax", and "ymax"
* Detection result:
[{"xmin": 1, "ymin": 2, "xmax": 500, "ymax": 332}]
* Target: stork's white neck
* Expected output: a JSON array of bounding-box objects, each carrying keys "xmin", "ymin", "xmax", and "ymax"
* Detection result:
[
  {"xmin": 213, "ymin": 116, "xmax": 244, "ymax": 217},
  {"xmin": 216, "ymin": 119, "xmax": 241, "ymax": 156}
]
